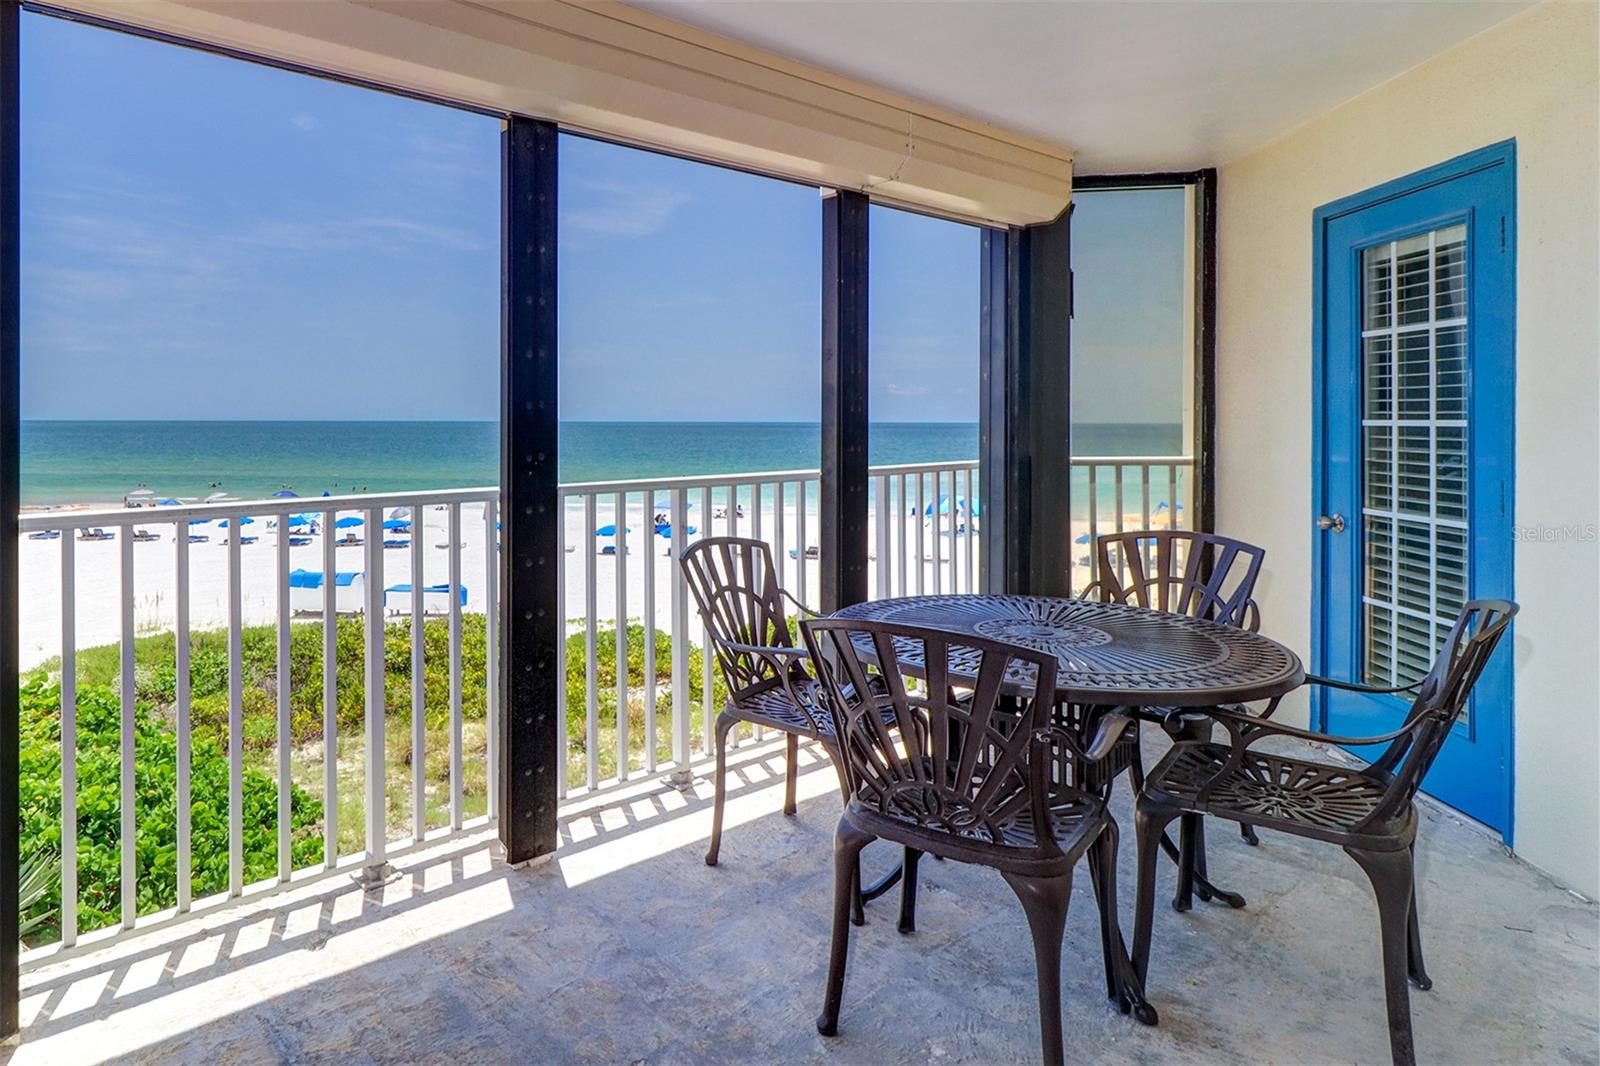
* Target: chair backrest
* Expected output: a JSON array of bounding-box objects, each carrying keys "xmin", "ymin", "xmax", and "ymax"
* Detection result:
[
  {"xmin": 801, "ymin": 617, "xmax": 1064, "ymax": 856},
  {"xmin": 679, "ymin": 537, "xmax": 798, "ymax": 702},
  {"xmin": 1366, "ymin": 599, "xmax": 1518, "ymax": 823},
  {"xmin": 1090, "ymin": 530, "xmax": 1265, "ymax": 631}
]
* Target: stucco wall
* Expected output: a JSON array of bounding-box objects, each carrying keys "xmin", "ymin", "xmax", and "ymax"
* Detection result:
[{"xmin": 1215, "ymin": 1, "xmax": 1599, "ymax": 896}]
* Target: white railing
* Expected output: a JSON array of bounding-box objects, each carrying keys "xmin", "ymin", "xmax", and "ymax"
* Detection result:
[
  {"xmin": 1069, "ymin": 455, "xmax": 1194, "ymax": 592},
  {"xmin": 19, "ymin": 487, "xmax": 500, "ymax": 962},
  {"xmin": 16, "ymin": 453, "xmax": 1190, "ymax": 961}
]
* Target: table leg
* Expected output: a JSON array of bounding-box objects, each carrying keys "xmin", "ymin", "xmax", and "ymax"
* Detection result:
[{"xmin": 1169, "ymin": 814, "xmax": 1246, "ymax": 912}]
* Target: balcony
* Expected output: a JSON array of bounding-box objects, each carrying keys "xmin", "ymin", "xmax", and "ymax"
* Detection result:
[
  {"xmin": 4, "ymin": 0, "xmax": 1599, "ymax": 1062},
  {"xmin": 11, "ymin": 732, "xmax": 1594, "ymax": 1064}
]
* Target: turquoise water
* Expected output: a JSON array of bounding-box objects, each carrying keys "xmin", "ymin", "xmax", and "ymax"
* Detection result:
[{"xmin": 19, "ymin": 420, "xmax": 1184, "ymax": 506}]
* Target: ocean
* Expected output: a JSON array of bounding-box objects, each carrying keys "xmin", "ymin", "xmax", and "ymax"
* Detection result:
[{"xmin": 18, "ymin": 420, "xmax": 1185, "ymax": 506}]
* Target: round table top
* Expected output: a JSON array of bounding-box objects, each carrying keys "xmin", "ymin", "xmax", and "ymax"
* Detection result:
[{"xmin": 830, "ymin": 594, "xmax": 1304, "ymax": 708}]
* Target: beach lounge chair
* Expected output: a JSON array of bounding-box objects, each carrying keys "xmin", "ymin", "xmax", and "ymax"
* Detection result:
[
  {"xmin": 336, "ymin": 534, "xmax": 363, "ymax": 547},
  {"xmin": 78, "ymin": 528, "xmax": 113, "ymax": 542},
  {"xmin": 189, "ymin": 534, "xmax": 211, "ymax": 544},
  {"xmin": 383, "ymin": 538, "xmax": 410, "ymax": 550},
  {"xmin": 132, "ymin": 529, "xmax": 161, "ymax": 542},
  {"xmin": 27, "ymin": 530, "xmax": 61, "ymax": 541},
  {"xmin": 383, "ymin": 582, "xmax": 468, "ymax": 615},
  {"xmin": 288, "ymin": 535, "xmax": 313, "ymax": 547},
  {"xmin": 288, "ymin": 569, "xmax": 366, "ymax": 614}
]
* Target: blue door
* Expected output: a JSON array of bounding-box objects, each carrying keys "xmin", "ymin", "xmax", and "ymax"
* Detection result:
[{"xmin": 1312, "ymin": 142, "xmax": 1516, "ymax": 839}]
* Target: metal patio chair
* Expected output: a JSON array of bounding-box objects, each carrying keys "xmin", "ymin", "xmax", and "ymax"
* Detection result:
[
  {"xmin": 803, "ymin": 617, "xmax": 1136, "ymax": 1066},
  {"xmin": 1079, "ymin": 529, "xmax": 1266, "ymax": 908},
  {"xmin": 680, "ymin": 537, "xmax": 905, "ymax": 916},
  {"xmin": 1130, "ymin": 599, "xmax": 1517, "ymax": 1066}
]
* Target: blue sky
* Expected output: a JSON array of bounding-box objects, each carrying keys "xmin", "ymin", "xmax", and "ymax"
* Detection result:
[{"xmin": 20, "ymin": 11, "xmax": 1184, "ymax": 425}]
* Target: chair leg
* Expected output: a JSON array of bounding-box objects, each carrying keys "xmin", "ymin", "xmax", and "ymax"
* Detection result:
[
  {"xmin": 898, "ymin": 848, "xmax": 923, "ymax": 934},
  {"xmin": 1001, "ymin": 870, "xmax": 1074, "ymax": 1066},
  {"xmin": 704, "ymin": 714, "xmax": 737, "ymax": 867},
  {"xmin": 1240, "ymin": 823, "xmax": 1260, "ymax": 846},
  {"xmin": 1173, "ymin": 812, "xmax": 1200, "ymax": 912},
  {"xmin": 1346, "ymin": 846, "xmax": 1420, "ymax": 1066},
  {"xmin": 783, "ymin": 732, "xmax": 799, "ymax": 816},
  {"xmin": 850, "ymin": 856, "xmax": 866, "ymax": 927},
  {"xmin": 817, "ymin": 819, "xmax": 875, "ymax": 1038},
  {"xmin": 1132, "ymin": 802, "xmax": 1179, "ymax": 985},
  {"xmin": 1407, "ymin": 852, "xmax": 1432, "ymax": 991},
  {"xmin": 1087, "ymin": 819, "xmax": 1121, "ymax": 1007}
]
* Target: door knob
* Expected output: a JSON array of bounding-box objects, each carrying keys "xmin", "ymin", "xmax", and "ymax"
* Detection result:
[{"xmin": 1316, "ymin": 513, "xmax": 1346, "ymax": 533}]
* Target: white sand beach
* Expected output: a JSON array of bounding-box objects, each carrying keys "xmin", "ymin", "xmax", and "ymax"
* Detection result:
[{"xmin": 17, "ymin": 499, "xmax": 1024, "ymax": 670}]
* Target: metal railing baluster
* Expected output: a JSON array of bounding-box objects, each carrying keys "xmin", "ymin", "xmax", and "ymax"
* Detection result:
[
  {"xmin": 226, "ymin": 521, "xmax": 243, "ymax": 899},
  {"xmin": 412, "ymin": 509, "xmax": 425, "ymax": 841},
  {"xmin": 669, "ymin": 487, "xmax": 690, "ymax": 779},
  {"xmin": 276, "ymin": 513, "xmax": 292, "ymax": 882},
  {"xmin": 60, "ymin": 533, "xmax": 77, "ymax": 945},
  {"xmin": 362, "ymin": 505, "xmax": 387, "ymax": 880},
  {"xmin": 583, "ymin": 494, "xmax": 599, "ymax": 791},
  {"xmin": 642, "ymin": 492, "xmax": 657, "ymax": 774},
  {"xmin": 449, "ymin": 502, "xmax": 463, "ymax": 830},
  {"xmin": 614, "ymin": 491, "xmax": 629, "ymax": 780},
  {"xmin": 484, "ymin": 497, "xmax": 499, "ymax": 820},
  {"xmin": 321, "ymin": 507, "xmax": 337, "ymax": 869},
  {"xmin": 174, "ymin": 526, "xmax": 190, "ymax": 912}
]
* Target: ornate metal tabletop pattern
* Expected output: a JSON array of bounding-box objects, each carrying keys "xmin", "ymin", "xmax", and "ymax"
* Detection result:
[{"xmin": 831, "ymin": 595, "xmax": 1304, "ymax": 707}]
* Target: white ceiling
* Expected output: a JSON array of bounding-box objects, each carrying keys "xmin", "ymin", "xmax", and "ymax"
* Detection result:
[{"xmin": 635, "ymin": 0, "xmax": 1534, "ymax": 173}]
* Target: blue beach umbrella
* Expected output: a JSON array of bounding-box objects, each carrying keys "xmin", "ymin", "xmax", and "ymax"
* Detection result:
[
  {"xmin": 273, "ymin": 489, "xmax": 299, "ymax": 498},
  {"xmin": 188, "ymin": 518, "xmax": 211, "ymax": 527},
  {"xmin": 595, "ymin": 524, "xmax": 631, "ymax": 537},
  {"xmin": 334, "ymin": 516, "xmax": 364, "ymax": 529},
  {"xmin": 654, "ymin": 524, "xmax": 697, "ymax": 538},
  {"xmin": 1075, "ymin": 533, "xmax": 1092, "ymax": 544},
  {"xmin": 218, "ymin": 517, "xmax": 255, "ymax": 528},
  {"xmin": 156, "ymin": 498, "xmax": 183, "ymax": 506},
  {"xmin": 287, "ymin": 514, "xmax": 315, "ymax": 527},
  {"xmin": 383, "ymin": 518, "xmax": 412, "ymax": 530}
]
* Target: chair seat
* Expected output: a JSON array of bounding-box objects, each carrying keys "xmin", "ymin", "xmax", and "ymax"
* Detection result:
[
  {"xmin": 1146, "ymin": 742, "xmax": 1391, "ymax": 837},
  {"xmin": 727, "ymin": 681, "xmax": 902, "ymax": 744},
  {"xmin": 847, "ymin": 778, "xmax": 1105, "ymax": 873}
]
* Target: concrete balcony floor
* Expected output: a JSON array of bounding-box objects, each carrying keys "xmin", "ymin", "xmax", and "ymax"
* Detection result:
[{"xmin": 9, "ymin": 734, "xmax": 1597, "ymax": 1065}]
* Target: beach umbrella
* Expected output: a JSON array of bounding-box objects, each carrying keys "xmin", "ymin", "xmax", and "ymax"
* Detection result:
[
  {"xmin": 383, "ymin": 518, "xmax": 412, "ymax": 530},
  {"xmin": 218, "ymin": 517, "xmax": 255, "ymax": 528},
  {"xmin": 273, "ymin": 489, "xmax": 299, "ymax": 499},
  {"xmin": 205, "ymin": 492, "xmax": 233, "ymax": 504},
  {"xmin": 594, "ymin": 524, "xmax": 631, "ymax": 537},
  {"xmin": 126, "ymin": 488, "xmax": 154, "ymax": 498},
  {"xmin": 322, "ymin": 490, "xmax": 331, "ymax": 497},
  {"xmin": 287, "ymin": 514, "xmax": 316, "ymax": 527},
  {"xmin": 188, "ymin": 518, "xmax": 211, "ymax": 526},
  {"xmin": 334, "ymin": 516, "xmax": 364, "ymax": 529},
  {"xmin": 1075, "ymin": 533, "xmax": 1092, "ymax": 544},
  {"xmin": 387, "ymin": 506, "xmax": 412, "ymax": 520},
  {"xmin": 924, "ymin": 494, "xmax": 982, "ymax": 518},
  {"xmin": 156, "ymin": 498, "xmax": 183, "ymax": 507},
  {"xmin": 654, "ymin": 524, "xmax": 697, "ymax": 538}
]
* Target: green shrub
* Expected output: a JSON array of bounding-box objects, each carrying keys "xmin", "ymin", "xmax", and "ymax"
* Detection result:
[
  {"xmin": 20, "ymin": 613, "xmax": 730, "ymax": 935},
  {"xmin": 17, "ymin": 675, "xmax": 323, "ymax": 943}
]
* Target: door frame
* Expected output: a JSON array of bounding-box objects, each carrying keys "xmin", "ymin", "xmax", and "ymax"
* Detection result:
[{"xmin": 1310, "ymin": 139, "xmax": 1517, "ymax": 840}]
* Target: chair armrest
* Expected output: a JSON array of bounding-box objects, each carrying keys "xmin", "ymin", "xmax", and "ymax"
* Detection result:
[
  {"xmin": 779, "ymin": 588, "xmax": 817, "ymax": 619},
  {"xmin": 1076, "ymin": 579, "xmax": 1110, "ymax": 603},
  {"xmin": 717, "ymin": 637, "xmax": 810, "ymax": 662},
  {"xmin": 1196, "ymin": 704, "xmax": 1418, "ymax": 748},
  {"xmin": 1304, "ymin": 672, "xmax": 1422, "ymax": 696}
]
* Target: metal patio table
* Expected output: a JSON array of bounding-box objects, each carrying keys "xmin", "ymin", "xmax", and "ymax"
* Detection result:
[{"xmin": 829, "ymin": 593, "xmax": 1305, "ymax": 1023}]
